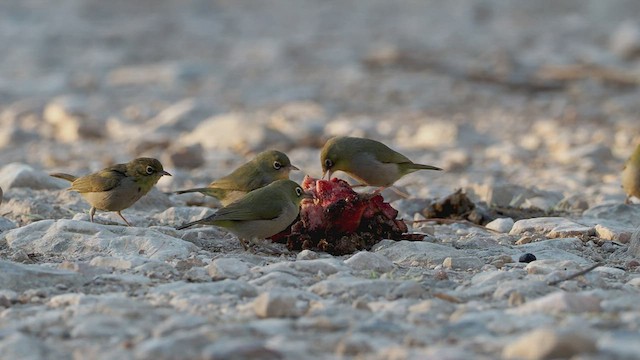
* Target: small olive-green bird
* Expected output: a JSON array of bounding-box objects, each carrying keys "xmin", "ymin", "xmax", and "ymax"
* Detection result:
[
  {"xmin": 176, "ymin": 179, "xmax": 311, "ymax": 250},
  {"xmin": 622, "ymin": 143, "xmax": 640, "ymax": 204},
  {"xmin": 175, "ymin": 150, "xmax": 299, "ymax": 206},
  {"xmin": 320, "ymin": 136, "xmax": 442, "ymax": 188},
  {"xmin": 51, "ymin": 158, "xmax": 171, "ymax": 226}
]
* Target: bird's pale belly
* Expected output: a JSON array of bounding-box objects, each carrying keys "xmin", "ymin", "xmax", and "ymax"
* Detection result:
[
  {"xmin": 347, "ymin": 159, "xmax": 400, "ymax": 187},
  {"xmin": 81, "ymin": 179, "xmax": 146, "ymax": 211}
]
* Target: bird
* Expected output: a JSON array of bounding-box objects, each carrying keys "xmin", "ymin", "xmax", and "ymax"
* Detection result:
[
  {"xmin": 320, "ymin": 136, "xmax": 442, "ymax": 190},
  {"xmin": 622, "ymin": 143, "xmax": 640, "ymax": 204},
  {"xmin": 176, "ymin": 179, "xmax": 312, "ymax": 250},
  {"xmin": 50, "ymin": 157, "xmax": 171, "ymax": 226},
  {"xmin": 174, "ymin": 150, "xmax": 299, "ymax": 206}
]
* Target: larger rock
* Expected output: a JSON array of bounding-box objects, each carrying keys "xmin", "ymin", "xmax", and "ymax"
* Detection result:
[
  {"xmin": 3, "ymin": 220, "xmax": 197, "ymax": 261},
  {"xmin": 0, "ymin": 163, "xmax": 67, "ymax": 190},
  {"xmin": 0, "ymin": 260, "xmax": 85, "ymax": 292},
  {"xmin": 509, "ymin": 291, "xmax": 601, "ymax": 315},
  {"xmin": 510, "ymin": 217, "xmax": 594, "ymax": 238},
  {"xmin": 583, "ymin": 203, "xmax": 640, "ymax": 228},
  {"xmin": 503, "ymin": 328, "xmax": 596, "ymax": 360},
  {"xmin": 178, "ymin": 112, "xmax": 293, "ymax": 153},
  {"xmin": 44, "ymin": 95, "xmax": 103, "ymax": 142},
  {"xmin": 374, "ymin": 240, "xmax": 462, "ymax": 266}
]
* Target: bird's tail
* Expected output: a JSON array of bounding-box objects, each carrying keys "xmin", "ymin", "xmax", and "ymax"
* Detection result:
[
  {"xmin": 411, "ymin": 163, "xmax": 443, "ymax": 171},
  {"xmin": 175, "ymin": 219, "xmax": 201, "ymax": 230},
  {"xmin": 175, "ymin": 187, "xmax": 225, "ymax": 198},
  {"xmin": 50, "ymin": 173, "xmax": 78, "ymax": 182},
  {"xmin": 174, "ymin": 187, "xmax": 209, "ymax": 195}
]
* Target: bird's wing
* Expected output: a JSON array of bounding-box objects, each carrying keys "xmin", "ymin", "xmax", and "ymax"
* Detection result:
[
  {"xmin": 212, "ymin": 193, "xmax": 282, "ymax": 221},
  {"xmin": 371, "ymin": 142, "xmax": 413, "ymax": 164},
  {"xmin": 210, "ymin": 165, "xmax": 268, "ymax": 191},
  {"xmin": 70, "ymin": 165, "xmax": 127, "ymax": 193}
]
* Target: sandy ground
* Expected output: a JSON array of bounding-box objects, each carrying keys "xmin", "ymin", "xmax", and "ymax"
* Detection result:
[{"xmin": 1, "ymin": 1, "xmax": 640, "ymax": 359}]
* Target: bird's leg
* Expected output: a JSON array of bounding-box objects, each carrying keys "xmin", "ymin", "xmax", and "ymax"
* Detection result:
[
  {"xmin": 116, "ymin": 211, "xmax": 132, "ymax": 227},
  {"xmin": 237, "ymin": 237, "xmax": 250, "ymax": 251},
  {"xmin": 89, "ymin": 207, "xmax": 96, "ymax": 223}
]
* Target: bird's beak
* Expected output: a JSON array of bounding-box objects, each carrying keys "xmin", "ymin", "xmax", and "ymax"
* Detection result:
[
  {"xmin": 161, "ymin": 170, "xmax": 172, "ymax": 176},
  {"xmin": 302, "ymin": 191, "xmax": 314, "ymax": 200},
  {"xmin": 289, "ymin": 164, "xmax": 300, "ymax": 171},
  {"xmin": 323, "ymin": 170, "xmax": 333, "ymax": 180}
]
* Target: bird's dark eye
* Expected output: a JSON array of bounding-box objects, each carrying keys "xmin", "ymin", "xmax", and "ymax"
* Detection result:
[
  {"xmin": 273, "ymin": 161, "xmax": 282, "ymax": 170},
  {"xmin": 296, "ymin": 187, "xmax": 303, "ymax": 197},
  {"xmin": 145, "ymin": 166, "xmax": 155, "ymax": 175},
  {"xmin": 324, "ymin": 159, "xmax": 333, "ymax": 168}
]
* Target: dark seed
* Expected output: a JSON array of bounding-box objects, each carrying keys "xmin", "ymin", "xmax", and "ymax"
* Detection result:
[{"xmin": 519, "ymin": 253, "xmax": 536, "ymax": 263}]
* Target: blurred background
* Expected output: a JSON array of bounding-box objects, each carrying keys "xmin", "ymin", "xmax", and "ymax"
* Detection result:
[{"xmin": 1, "ymin": 0, "xmax": 640, "ymax": 205}]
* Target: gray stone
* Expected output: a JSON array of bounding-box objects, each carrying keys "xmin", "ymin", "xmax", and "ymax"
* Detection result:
[
  {"xmin": 0, "ymin": 217, "xmax": 17, "ymax": 233},
  {"xmin": 134, "ymin": 328, "xmax": 216, "ymax": 360},
  {"xmin": 258, "ymin": 258, "xmax": 347, "ymax": 276},
  {"xmin": 344, "ymin": 251, "xmax": 394, "ymax": 273},
  {"xmin": 309, "ymin": 277, "xmax": 426, "ymax": 300},
  {"xmin": 70, "ymin": 313, "xmax": 142, "ymax": 340},
  {"xmin": 0, "ymin": 163, "xmax": 67, "ymax": 190},
  {"xmin": 468, "ymin": 183, "xmax": 562, "ymax": 209},
  {"xmin": 594, "ymin": 222, "xmax": 633, "ymax": 243},
  {"xmin": 206, "ymin": 258, "xmax": 251, "ymax": 280},
  {"xmin": 502, "ymin": 328, "xmax": 596, "ymax": 360},
  {"xmin": 151, "ymin": 280, "xmax": 258, "ymax": 298},
  {"xmin": 626, "ymin": 228, "xmax": 640, "ymax": 258},
  {"xmin": 525, "ymin": 259, "xmax": 583, "ymax": 275},
  {"xmin": 493, "ymin": 280, "xmax": 555, "ymax": 300},
  {"xmin": 163, "ymin": 143, "xmax": 205, "ymax": 169},
  {"xmin": 514, "ymin": 238, "xmax": 590, "ymax": 264},
  {"xmin": 152, "ymin": 315, "xmax": 209, "ymax": 337},
  {"xmin": 178, "ymin": 112, "xmax": 294, "ymax": 153},
  {"xmin": 0, "ymin": 260, "xmax": 84, "ymax": 292},
  {"xmin": 485, "ymin": 217, "xmax": 514, "ymax": 233},
  {"xmin": 553, "ymin": 143, "xmax": 614, "ymax": 170},
  {"xmin": 509, "ymin": 291, "xmax": 601, "ymax": 315},
  {"xmin": 510, "ymin": 217, "xmax": 594, "ymax": 238},
  {"xmin": 374, "ymin": 240, "xmax": 462, "ymax": 267},
  {"xmin": 89, "ymin": 255, "xmax": 147, "ymax": 270},
  {"xmin": 296, "ymin": 249, "xmax": 319, "ymax": 260},
  {"xmin": 43, "ymin": 95, "xmax": 103, "ymax": 142},
  {"xmin": 253, "ymin": 291, "xmax": 301, "ymax": 318},
  {"xmin": 268, "ymin": 101, "xmax": 326, "ymax": 147},
  {"xmin": 610, "ymin": 21, "xmax": 640, "ymax": 59},
  {"xmin": 134, "ymin": 261, "xmax": 180, "ymax": 279},
  {"xmin": 0, "ymin": 333, "xmax": 62, "ymax": 360},
  {"xmin": 0, "ymin": 126, "xmax": 39, "ymax": 149},
  {"xmin": 598, "ymin": 331, "xmax": 640, "ymax": 359},
  {"xmin": 3, "ymin": 219, "xmax": 198, "ymax": 261},
  {"xmin": 583, "ymin": 203, "xmax": 640, "ymax": 228},
  {"xmin": 202, "ymin": 339, "xmax": 283, "ymax": 360},
  {"xmin": 249, "ymin": 271, "xmax": 303, "ymax": 289},
  {"xmin": 442, "ymin": 256, "xmax": 484, "ymax": 270},
  {"xmin": 182, "ymin": 267, "xmax": 211, "ymax": 282}
]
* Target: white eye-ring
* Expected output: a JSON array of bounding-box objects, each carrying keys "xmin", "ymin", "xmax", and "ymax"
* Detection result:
[
  {"xmin": 324, "ymin": 159, "xmax": 333, "ymax": 168},
  {"xmin": 296, "ymin": 187, "xmax": 303, "ymax": 196},
  {"xmin": 273, "ymin": 161, "xmax": 282, "ymax": 170},
  {"xmin": 145, "ymin": 166, "xmax": 154, "ymax": 175}
]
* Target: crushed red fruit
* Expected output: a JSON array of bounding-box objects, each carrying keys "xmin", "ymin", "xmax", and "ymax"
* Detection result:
[{"xmin": 270, "ymin": 176, "xmax": 409, "ymax": 255}]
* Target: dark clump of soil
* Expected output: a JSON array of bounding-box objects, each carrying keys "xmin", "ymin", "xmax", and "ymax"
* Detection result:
[
  {"xmin": 422, "ymin": 189, "xmax": 569, "ymax": 225},
  {"xmin": 270, "ymin": 176, "xmax": 414, "ymax": 255}
]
